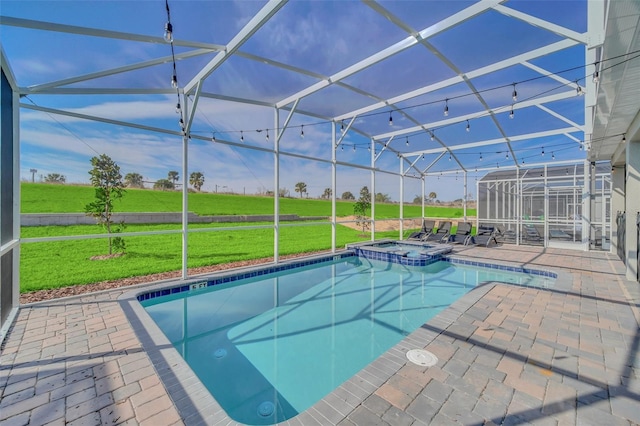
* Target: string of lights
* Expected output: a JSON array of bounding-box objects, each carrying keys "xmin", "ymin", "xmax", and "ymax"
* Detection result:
[
  {"xmin": 186, "ymin": 48, "xmax": 640, "ymax": 146},
  {"xmin": 164, "ymin": 0, "xmax": 184, "ymax": 134}
]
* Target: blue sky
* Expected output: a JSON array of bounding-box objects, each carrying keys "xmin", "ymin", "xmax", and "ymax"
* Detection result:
[{"xmin": 1, "ymin": 0, "xmax": 590, "ymax": 201}]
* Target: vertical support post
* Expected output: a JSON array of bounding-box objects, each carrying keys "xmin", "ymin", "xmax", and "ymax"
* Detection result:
[
  {"xmin": 543, "ymin": 164, "xmax": 549, "ymax": 247},
  {"xmin": 463, "ymin": 172, "xmax": 467, "ymax": 221},
  {"xmin": 331, "ymin": 121, "xmax": 337, "ymax": 252},
  {"xmin": 370, "ymin": 139, "xmax": 375, "ymax": 241},
  {"xmin": 611, "ymin": 164, "xmax": 625, "ymax": 255},
  {"xmin": 181, "ymin": 98, "xmax": 189, "ymax": 279},
  {"xmin": 399, "ymin": 157, "xmax": 404, "ymax": 240},
  {"xmin": 516, "ymin": 168, "xmax": 521, "ymax": 245},
  {"xmin": 625, "ymin": 137, "xmax": 640, "ymax": 280},
  {"xmin": 273, "ymin": 108, "xmax": 280, "ymax": 263},
  {"xmin": 500, "ymin": 181, "xmax": 505, "ymax": 223},
  {"xmin": 421, "ymin": 176, "xmax": 425, "ymax": 219},
  {"xmin": 582, "ymin": 160, "xmax": 591, "ymax": 251},
  {"xmin": 475, "ymin": 177, "xmax": 479, "ymax": 232}
]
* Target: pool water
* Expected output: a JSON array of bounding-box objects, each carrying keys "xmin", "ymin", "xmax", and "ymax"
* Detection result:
[{"xmin": 142, "ymin": 257, "xmax": 554, "ymax": 425}]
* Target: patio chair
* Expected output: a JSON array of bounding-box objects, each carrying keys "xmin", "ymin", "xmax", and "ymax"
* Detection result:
[
  {"xmin": 424, "ymin": 221, "xmax": 451, "ymax": 243},
  {"xmin": 407, "ymin": 219, "xmax": 435, "ymax": 241},
  {"xmin": 523, "ymin": 224, "xmax": 543, "ymax": 243},
  {"xmin": 469, "ymin": 225, "xmax": 499, "ymax": 247},
  {"xmin": 444, "ymin": 222, "xmax": 472, "ymax": 244},
  {"xmin": 497, "ymin": 226, "xmax": 517, "ymax": 243}
]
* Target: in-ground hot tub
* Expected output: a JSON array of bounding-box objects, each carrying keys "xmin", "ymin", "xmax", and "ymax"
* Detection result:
[{"xmin": 346, "ymin": 238, "xmax": 453, "ymax": 266}]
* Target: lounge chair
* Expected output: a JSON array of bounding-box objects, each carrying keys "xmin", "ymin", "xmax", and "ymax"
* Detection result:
[
  {"xmin": 407, "ymin": 219, "xmax": 435, "ymax": 241},
  {"xmin": 523, "ymin": 224, "xmax": 543, "ymax": 243},
  {"xmin": 424, "ymin": 221, "xmax": 451, "ymax": 243},
  {"xmin": 497, "ymin": 225, "xmax": 517, "ymax": 243},
  {"xmin": 444, "ymin": 222, "xmax": 472, "ymax": 244},
  {"xmin": 469, "ymin": 224, "xmax": 499, "ymax": 247}
]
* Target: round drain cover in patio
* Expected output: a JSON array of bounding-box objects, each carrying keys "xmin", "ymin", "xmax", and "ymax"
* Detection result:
[{"xmin": 406, "ymin": 349, "xmax": 438, "ymax": 367}]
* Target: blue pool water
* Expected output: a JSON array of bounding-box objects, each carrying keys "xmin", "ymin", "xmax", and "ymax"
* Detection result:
[{"xmin": 142, "ymin": 256, "xmax": 554, "ymax": 425}]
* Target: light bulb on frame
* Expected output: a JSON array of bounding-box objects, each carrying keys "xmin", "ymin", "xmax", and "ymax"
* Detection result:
[
  {"xmin": 171, "ymin": 74, "xmax": 178, "ymax": 89},
  {"xmin": 300, "ymin": 125, "xmax": 304, "ymax": 139},
  {"xmin": 389, "ymin": 112, "xmax": 393, "ymax": 126},
  {"xmin": 443, "ymin": 99, "xmax": 449, "ymax": 117},
  {"xmin": 164, "ymin": 22, "xmax": 173, "ymax": 43},
  {"xmin": 512, "ymin": 84, "xmax": 517, "ymax": 102}
]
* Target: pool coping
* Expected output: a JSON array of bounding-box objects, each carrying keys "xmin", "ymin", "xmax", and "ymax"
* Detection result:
[{"xmin": 118, "ymin": 249, "xmax": 568, "ymax": 425}]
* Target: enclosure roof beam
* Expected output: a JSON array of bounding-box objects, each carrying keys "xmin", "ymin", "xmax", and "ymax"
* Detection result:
[
  {"xmin": 183, "ymin": 0, "xmax": 288, "ymax": 94},
  {"xmin": 374, "ymin": 91, "xmax": 579, "ymax": 140},
  {"xmin": 421, "ymin": 152, "xmax": 447, "ymax": 174},
  {"xmin": 492, "ymin": 5, "xmax": 587, "ymax": 44},
  {"xmin": 276, "ymin": 0, "xmax": 503, "ymax": 109},
  {"xmin": 406, "ymin": 126, "xmax": 578, "ymax": 156},
  {"xmin": 334, "ymin": 38, "xmax": 578, "ymax": 121},
  {"xmin": 277, "ymin": 99, "xmax": 299, "ymax": 142},
  {"xmin": 20, "ymin": 102, "xmax": 183, "ymax": 137},
  {"xmin": 0, "ymin": 16, "xmax": 224, "ymax": 50},
  {"xmin": 26, "ymin": 49, "xmax": 214, "ymax": 93}
]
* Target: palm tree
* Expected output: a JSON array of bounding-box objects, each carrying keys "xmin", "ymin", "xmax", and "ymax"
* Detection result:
[
  {"xmin": 189, "ymin": 172, "xmax": 205, "ymax": 191},
  {"xmin": 322, "ymin": 187, "xmax": 332, "ymax": 199},
  {"xmin": 167, "ymin": 171, "xmax": 179, "ymax": 185},
  {"xmin": 294, "ymin": 182, "xmax": 307, "ymax": 198},
  {"xmin": 428, "ymin": 191, "xmax": 437, "ymax": 203},
  {"xmin": 124, "ymin": 172, "xmax": 144, "ymax": 188}
]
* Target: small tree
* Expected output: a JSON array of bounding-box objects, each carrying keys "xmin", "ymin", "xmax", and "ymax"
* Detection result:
[
  {"xmin": 322, "ymin": 187, "xmax": 332, "ymax": 199},
  {"xmin": 428, "ymin": 191, "xmax": 437, "ymax": 204},
  {"xmin": 294, "ymin": 182, "xmax": 307, "ymax": 198},
  {"xmin": 341, "ymin": 191, "xmax": 355, "ymax": 200},
  {"xmin": 154, "ymin": 178, "xmax": 175, "ymax": 191},
  {"xmin": 189, "ymin": 172, "xmax": 205, "ymax": 191},
  {"xmin": 279, "ymin": 188, "xmax": 290, "ymax": 198},
  {"xmin": 84, "ymin": 154, "xmax": 126, "ymax": 255},
  {"xmin": 375, "ymin": 192, "xmax": 391, "ymax": 203},
  {"xmin": 354, "ymin": 186, "xmax": 371, "ymax": 233},
  {"xmin": 44, "ymin": 173, "xmax": 66, "ymax": 184},
  {"xmin": 124, "ymin": 172, "xmax": 144, "ymax": 188}
]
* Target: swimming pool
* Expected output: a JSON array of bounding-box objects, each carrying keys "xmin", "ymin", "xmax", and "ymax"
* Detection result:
[{"xmin": 138, "ymin": 252, "xmax": 555, "ymax": 425}]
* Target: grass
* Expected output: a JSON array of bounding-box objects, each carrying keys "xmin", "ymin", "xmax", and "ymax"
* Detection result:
[
  {"xmin": 21, "ymin": 183, "xmax": 475, "ymax": 218},
  {"xmin": 20, "ymin": 223, "xmax": 400, "ymax": 292},
  {"xmin": 20, "ymin": 183, "xmax": 477, "ymax": 293}
]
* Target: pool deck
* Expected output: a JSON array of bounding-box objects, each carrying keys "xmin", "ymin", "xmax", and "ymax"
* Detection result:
[{"xmin": 1, "ymin": 245, "xmax": 639, "ymax": 425}]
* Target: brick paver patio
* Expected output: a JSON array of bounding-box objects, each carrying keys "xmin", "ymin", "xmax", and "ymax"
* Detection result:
[{"xmin": 1, "ymin": 245, "xmax": 639, "ymax": 425}]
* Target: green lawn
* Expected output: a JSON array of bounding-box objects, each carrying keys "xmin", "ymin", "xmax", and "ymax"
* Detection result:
[
  {"xmin": 20, "ymin": 223, "xmax": 401, "ymax": 292},
  {"xmin": 21, "ymin": 183, "xmax": 475, "ymax": 218},
  {"xmin": 19, "ymin": 183, "xmax": 477, "ymax": 293}
]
